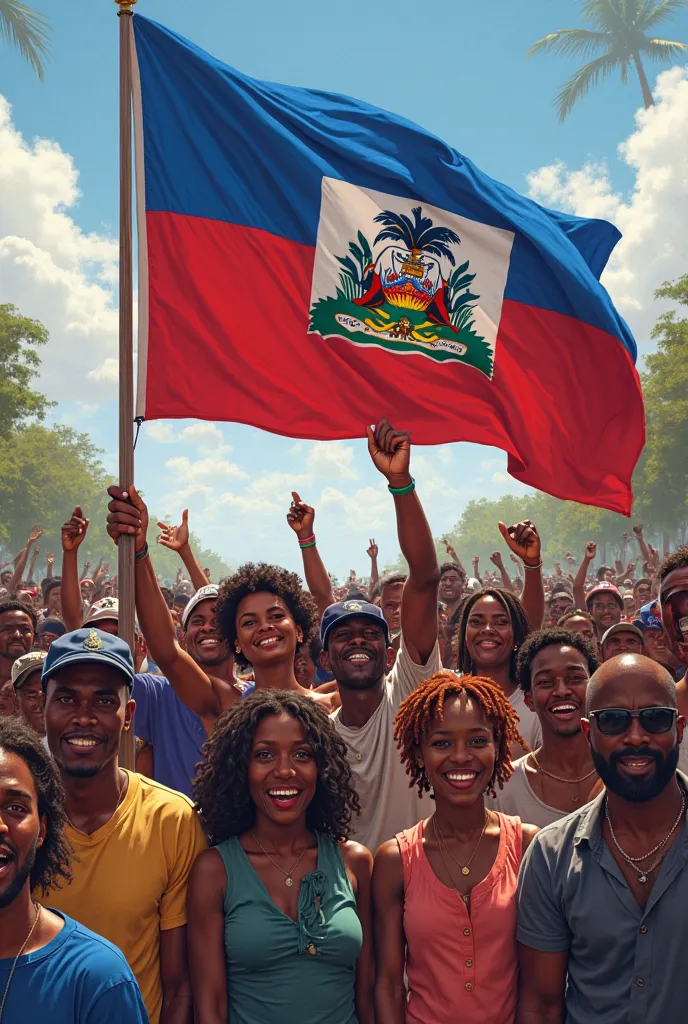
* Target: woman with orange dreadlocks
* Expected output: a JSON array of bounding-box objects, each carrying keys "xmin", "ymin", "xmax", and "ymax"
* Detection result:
[{"xmin": 372, "ymin": 671, "xmax": 539, "ymax": 1024}]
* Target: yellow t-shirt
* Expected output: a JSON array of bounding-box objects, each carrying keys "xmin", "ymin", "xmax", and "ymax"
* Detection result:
[{"xmin": 45, "ymin": 770, "xmax": 207, "ymax": 1024}]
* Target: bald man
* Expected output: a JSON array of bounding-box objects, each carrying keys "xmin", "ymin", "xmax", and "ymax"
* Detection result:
[{"xmin": 517, "ymin": 655, "xmax": 688, "ymax": 1024}]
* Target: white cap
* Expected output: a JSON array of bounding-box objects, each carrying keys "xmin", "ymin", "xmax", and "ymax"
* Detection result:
[
  {"xmin": 11, "ymin": 650, "xmax": 47, "ymax": 689},
  {"xmin": 182, "ymin": 585, "xmax": 219, "ymax": 630},
  {"xmin": 84, "ymin": 597, "xmax": 119, "ymax": 625}
]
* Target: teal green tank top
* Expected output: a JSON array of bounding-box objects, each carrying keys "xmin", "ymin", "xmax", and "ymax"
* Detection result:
[{"xmin": 215, "ymin": 832, "xmax": 361, "ymax": 1024}]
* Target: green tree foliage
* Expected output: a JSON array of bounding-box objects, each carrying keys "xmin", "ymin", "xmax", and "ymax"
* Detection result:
[
  {"xmin": 634, "ymin": 275, "xmax": 688, "ymax": 532},
  {"xmin": 0, "ymin": 304, "xmax": 55, "ymax": 438},
  {"xmin": 0, "ymin": 0, "xmax": 50, "ymax": 80},
  {"xmin": 528, "ymin": 0, "xmax": 688, "ymax": 122}
]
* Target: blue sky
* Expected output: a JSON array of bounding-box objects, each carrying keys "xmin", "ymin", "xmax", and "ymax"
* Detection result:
[{"xmin": 2, "ymin": 0, "xmax": 688, "ymax": 576}]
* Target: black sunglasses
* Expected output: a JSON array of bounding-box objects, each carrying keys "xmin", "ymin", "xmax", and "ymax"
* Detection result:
[{"xmin": 588, "ymin": 707, "xmax": 678, "ymax": 736}]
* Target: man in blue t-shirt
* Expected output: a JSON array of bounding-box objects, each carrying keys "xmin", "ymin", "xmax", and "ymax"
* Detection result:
[
  {"xmin": 0, "ymin": 717, "xmax": 147, "ymax": 1022},
  {"xmin": 133, "ymin": 585, "xmax": 253, "ymax": 796}
]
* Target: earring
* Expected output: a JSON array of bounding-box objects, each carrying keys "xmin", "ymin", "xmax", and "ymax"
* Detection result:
[
  {"xmin": 513, "ymin": 645, "xmax": 518, "ymax": 652},
  {"xmin": 234, "ymin": 643, "xmax": 241, "ymax": 654},
  {"xmin": 297, "ymin": 630, "xmax": 303, "ymax": 643}
]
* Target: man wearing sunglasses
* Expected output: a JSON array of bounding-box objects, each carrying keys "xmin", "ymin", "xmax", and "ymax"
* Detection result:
[{"xmin": 517, "ymin": 653, "xmax": 687, "ymax": 1024}]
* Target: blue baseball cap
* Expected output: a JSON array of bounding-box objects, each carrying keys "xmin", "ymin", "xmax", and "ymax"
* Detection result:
[
  {"xmin": 321, "ymin": 600, "xmax": 390, "ymax": 648},
  {"xmin": 633, "ymin": 600, "xmax": 664, "ymax": 632},
  {"xmin": 41, "ymin": 628, "xmax": 134, "ymax": 687}
]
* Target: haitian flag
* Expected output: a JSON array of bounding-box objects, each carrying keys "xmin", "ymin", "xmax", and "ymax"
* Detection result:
[{"xmin": 131, "ymin": 14, "xmax": 644, "ymax": 514}]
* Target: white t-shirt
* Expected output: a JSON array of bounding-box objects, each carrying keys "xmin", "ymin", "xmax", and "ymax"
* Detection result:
[
  {"xmin": 330, "ymin": 637, "xmax": 441, "ymax": 855},
  {"xmin": 509, "ymin": 687, "xmax": 542, "ymax": 751},
  {"xmin": 488, "ymin": 754, "xmax": 580, "ymax": 828}
]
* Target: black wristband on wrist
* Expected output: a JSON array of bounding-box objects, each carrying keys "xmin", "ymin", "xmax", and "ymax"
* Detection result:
[{"xmin": 134, "ymin": 542, "xmax": 149, "ymax": 563}]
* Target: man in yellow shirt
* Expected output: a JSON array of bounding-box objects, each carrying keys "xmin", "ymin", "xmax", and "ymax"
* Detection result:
[{"xmin": 41, "ymin": 627, "xmax": 207, "ymax": 1024}]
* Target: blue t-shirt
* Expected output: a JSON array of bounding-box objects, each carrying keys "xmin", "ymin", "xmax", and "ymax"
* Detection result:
[
  {"xmin": 0, "ymin": 911, "xmax": 148, "ymax": 1022},
  {"xmin": 133, "ymin": 673, "xmax": 206, "ymax": 797}
]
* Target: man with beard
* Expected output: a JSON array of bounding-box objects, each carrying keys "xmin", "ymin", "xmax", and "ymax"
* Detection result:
[
  {"xmin": 517, "ymin": 654, "xmax": 688, "ymax": 1024},
  {"xmin": 41, "ymin": 628, "xmax": 206, "ymax": 1024},
  {"xmin": 321, "ymin": 419, "xmax": 441, "ymax": 853},
  {"xmin": 0, "ymin": 601, "xmax": 36, "ymax": 701},
  {"xmin": 490, "ymin": 629, "xmax": 599, "ymax": 827},
  {"xmin": 0, "ymin": 717, "xmax": 148, "ymax": 1021}
]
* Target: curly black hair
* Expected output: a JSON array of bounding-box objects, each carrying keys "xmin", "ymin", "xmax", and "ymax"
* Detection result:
[
  {"xmin": 516, "ymin": 628, "xmax": 599, "ymax": 694},
  {"xmin": 453, "ymin": 587, "xmax": 532, "ymax": 678},
  {"xmin": 216, "ymin": 563, "xmax": 318, "ymax": 668},
  {"xmin": 556, "ymin": 609, "xmax": 595, "ymax": 628},
  {"xmin": 193, "ymin": 690, "xmax": 360, "ymax": 845},
  {"xmin": 439, "ymin": 562, "xmax": 466, "ymax": 580},
  {"xmin": 658, "ymin": 546, "xmax": 688, "ymax": 583},
  {"xmin": 0, "ymin": 717, "xmax": 72, "ymax": 896},
  {"xmin": 0, "ymin": 599, "xmax": 38, "ymax": 633}
]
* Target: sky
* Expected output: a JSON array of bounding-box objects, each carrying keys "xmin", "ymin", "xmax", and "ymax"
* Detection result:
[{"xmin": 2, "ymin": 0, "xmax": 688, "ymax": 578}]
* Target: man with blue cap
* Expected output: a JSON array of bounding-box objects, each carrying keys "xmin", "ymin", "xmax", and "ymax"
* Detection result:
[
  {"xmin": 322, "ymin": 418, "xmax": 441, "ymax": 854},
  {"xmin": 39, "ymin": 627, "xmax": 206, "ymax": 1024}
]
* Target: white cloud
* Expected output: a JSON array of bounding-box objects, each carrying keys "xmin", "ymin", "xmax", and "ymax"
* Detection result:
[
  {"xmin": 527, "ymin": 66, "xmax": 688, "ymax": 347},
  {"xmin": 320, "ymin": 484, "xmax": 390, "ymax": 531},
  {"xmin": 145, "ymin": 421, "xmax": 176, "ymax": 443},
  {"xmin": 305, "ymin": 441, "xmax": 358, "ymax": 480},
  {"xmin": 164, "ymin": 455, "xmax": 247, "ymax": 483},
  {"xmin": 0, "ymin": 96, "xmax": 119, "ymax": 398},
  {"xmin": 179, "ymin": 422, "xmax": 229, "ymax": 450}
]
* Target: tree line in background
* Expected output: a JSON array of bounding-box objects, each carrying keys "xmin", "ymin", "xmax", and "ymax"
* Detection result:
[{"xmin": 0, "ymin": 304, "xmax": 233, "ymax": 583}]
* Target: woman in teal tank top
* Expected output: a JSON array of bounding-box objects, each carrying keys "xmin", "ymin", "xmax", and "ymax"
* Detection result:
[{"xmin": 188, "ymin": 690, "xmax": 374, "ymax": 1024}]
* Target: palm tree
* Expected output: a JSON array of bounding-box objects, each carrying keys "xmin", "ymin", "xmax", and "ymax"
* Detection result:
[
  {"xmin": 0, "ymin": 0, "xmax": 50, "ymax": 81},
  {"xmin": 528, "ymin": 0, "xmax": 688, "ymax": 122},
  {"xmin": 373, "ymin": 206, "xmax": 461, "ymax": 265}
]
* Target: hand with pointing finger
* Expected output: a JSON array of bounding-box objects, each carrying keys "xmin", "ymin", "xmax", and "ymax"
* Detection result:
[{"xmin": 286, "ymin": 492, "xmax": 315, "ymax": 540}]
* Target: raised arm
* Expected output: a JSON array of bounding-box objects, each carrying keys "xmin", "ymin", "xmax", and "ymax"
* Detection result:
[
  {"xmin": 61, "ymin": 507, "xmax": 90, "ymax": 630},
  {"xmin": 573, "ymin": 541, "xmax": 596, "ymax": 609},
  {"xmin": 27, "ymin": 545, "xmax": 39, "ymax": 582},
  {"xmin": 499, "ymin": 520, "xmax": 544, "ymax": 629},
  {"xmin": 367, "ymin": 538, "xmax": 380, "ymax": 590},
  {"xmin": 366, "ymin": 418, "xmax": 439, "ymax": 664},
  {"xmin": 286, "ymin": 492, "xmax": 335, "ymax": 618},
  {"xmin": 8, "ymin": 526, "xmax": 42, "ymax": 594},
  {"xmin": 106, "ymin": 485, "xmax": 222, "ymax": 728},
  {"xmin": 490, "ymin": 551, "xmax": 515, "ymax": 593},
  {"xmin": 156, "ymin": 509, "xmax": 210, "ymax": 592}
]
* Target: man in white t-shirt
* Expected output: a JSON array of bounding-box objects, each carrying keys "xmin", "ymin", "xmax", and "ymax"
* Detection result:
[{"xmin": 323, "ymin": 418, "xmax": 441, "ymax": 854}]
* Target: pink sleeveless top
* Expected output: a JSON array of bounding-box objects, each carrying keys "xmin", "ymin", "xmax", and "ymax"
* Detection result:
[{"xmin": 397, "ymin": 813, "xmax": 523, "ymax": 1024}]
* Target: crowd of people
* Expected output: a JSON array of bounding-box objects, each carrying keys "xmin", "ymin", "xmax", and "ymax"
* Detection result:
[{"xmin": 1, "ymin": 417, "xmax": 688, "ymax": 1023}]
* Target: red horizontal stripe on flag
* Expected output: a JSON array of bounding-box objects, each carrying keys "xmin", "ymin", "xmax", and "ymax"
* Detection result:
[{"xmin": 143, "ymin": 212, "xmax": 643, "ymax": 513}]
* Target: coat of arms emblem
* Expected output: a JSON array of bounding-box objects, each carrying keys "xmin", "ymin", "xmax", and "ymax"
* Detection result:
[{"xmin": 308, "ymin": 180, "xmax": 514, "ymax": 380}]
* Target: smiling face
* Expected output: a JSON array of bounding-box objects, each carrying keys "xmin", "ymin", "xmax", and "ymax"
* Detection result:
[
  {"xmin": 46, "ymin": 587, "xmax": 61, "ymax": 617},
  {"xmin": 16, "ymin": 671, "xmax": 45, "ymax": 737},
  {"xmin": 321, "ymin": 615, "xmax": 390, "ymax": 692},
  {"xmin": 582, "ymin": 657, "xmax": 683, "ymax": 803},
  {"xmin": 420, "ymin": 694, "xmax": 496, "ymax": 808},
  {"xmin": 0, "ymin": 610, "xmax": 34, "ymax": 664},
  {"xmin": 549, "ymin": 594, "xmax": 574, "ymax": 623},
  {"xmin": 643, "ymin": 628, "xmax": 672, "ymax": 667},
  {"xmin": 524, "ymin": 644, "xmax": 590, "ymax": 738},
  {"xmin": 439, "ymin": 569, "xmax": 463, "ymax": 605},
  {"xmin": 660, "ymin": 566, "xmax": 688, "ymax": 666},
  {"xmin": 561, "ymin": 614, "xmax": 597, "ymax": 644},
  {"xmin": 635, "ymin": 582, "xmax": 652, "ymax": 607},
  {"xmin": 44, "ymin": 664, "xmax": 134, "ymax": 778},
  {"xmin": 0, "ymin": 749, "xmax": 45, "ymax": 909},
  {"xmin": 294, "ymin": 643, "xmax": 317, "ymax": 688},
  {"xmin": 465, "ymin": 595, "xmax": 514, "ymax": 671},
  {"xmin": 184, "ymin": 599, "xmax": 229, "ymax": 668},
  {"xmin": 248, "ymin": 711, "xmax": 318, "ymax": 826},
  {"xmin": 590, "ymin": 596, "xmax": 622, "ymax": 634},
  {"xmin": 236, "ymin": 591, "xmax": 300, "ymax": 669},
  {"xmin": 602, "ymin": 629, "xmax": 644, "ymax": 661}
]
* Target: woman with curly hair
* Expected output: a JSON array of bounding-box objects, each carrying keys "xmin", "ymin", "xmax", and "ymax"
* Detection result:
[
  {"xmin": 215, "ymin": 561, "xmax": 338, "ymax": 712},
  {"xmin": 372, "ymin": 671, "xmax": 539, "ymax": 1024},
  {"xmin": 188, "ymin": 690, "xmax": 374, "ymax": 1024},
  {"xmin": 0, "ymin": 717, "xmax": 147, "ymax": 1021}
]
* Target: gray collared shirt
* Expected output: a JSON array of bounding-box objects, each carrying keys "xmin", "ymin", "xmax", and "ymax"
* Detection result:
[{"xmin": 517, "ymin": 772, "xmax": 688, "ymax": 1024}]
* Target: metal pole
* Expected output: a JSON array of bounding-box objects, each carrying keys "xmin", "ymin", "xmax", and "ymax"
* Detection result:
[{"xmin": 116, "ymin": 0, "xmax": 136, "ymax": 770}]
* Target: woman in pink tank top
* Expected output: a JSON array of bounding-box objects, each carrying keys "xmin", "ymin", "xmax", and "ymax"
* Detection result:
[{"xmin": 372, "ymin": 671, "xmax": 539, "ymax": 1024}]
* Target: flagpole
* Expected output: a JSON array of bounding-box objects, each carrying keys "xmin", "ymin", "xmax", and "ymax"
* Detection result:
[{"xmin": 116, "ymin": 0, "xmax": 136, "ymax": 770}]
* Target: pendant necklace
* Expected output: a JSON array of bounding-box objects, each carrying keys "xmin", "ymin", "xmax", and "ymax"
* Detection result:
[
  {"xmin": 434, "ymin": 811, "xmax": 489, "ymax": 876},
  {"xmin": 605, "ymin": 792, "xmax": 686, "ymax": 884},
  {"xmin": 529, "ymin": 752, "xmax": 596, "ymax": 804},
  {"xmin": 251, "ymin": 832, "xmax": 310, "ymax": 887},
  {"xmin": 0, "ymin": 902, "xmax": 41, "ymax": 1023}
]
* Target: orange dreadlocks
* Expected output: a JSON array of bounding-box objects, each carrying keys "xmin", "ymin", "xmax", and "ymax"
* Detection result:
[{"xmin": 393, "ymin": 670, "xmax": 524, "ymax": 799}]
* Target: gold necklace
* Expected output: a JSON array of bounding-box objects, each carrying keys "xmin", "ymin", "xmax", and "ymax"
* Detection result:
[
  {"xmin": 433, "ymin": 824, "xmax": 469, "ymax": 903},
  {"xmin": 529, "ymin": 752, "xmax": 597, "ymax": 785},
  {"xmin": 0, "ymin": 902, "xmax": 41, "ymax": 1022},
  {"xmin": 434, "ymin": 812, "xmax": 489, "ymax": 876},
  {"xmin": 251, "ymin": 833, "xmax": 310, "ymax": 887}
]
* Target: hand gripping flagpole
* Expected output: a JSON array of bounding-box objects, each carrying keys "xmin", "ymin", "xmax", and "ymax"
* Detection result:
[{"xmin": 116, "ymin": 0, "xmax": 136, "ymax": 770}]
